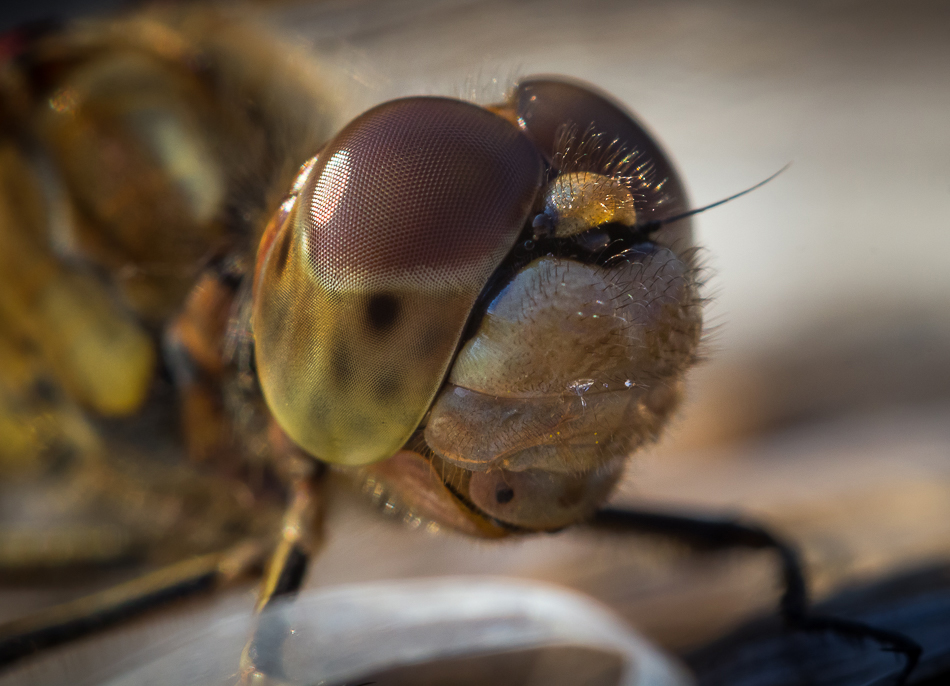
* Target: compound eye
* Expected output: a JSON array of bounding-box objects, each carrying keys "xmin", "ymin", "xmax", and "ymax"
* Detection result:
[
  {"xmin": 513, "ymin": 77, "xmax": 690, "ymax": 241},
  {"xmin": 253, "ymin": 97, "xmax": 542, "ymax": 465}
]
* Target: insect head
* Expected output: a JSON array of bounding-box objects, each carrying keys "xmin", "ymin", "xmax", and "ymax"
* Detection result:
[{"xmin": 253, "ymin": 77, "xmax": 703, "ymax": 533}]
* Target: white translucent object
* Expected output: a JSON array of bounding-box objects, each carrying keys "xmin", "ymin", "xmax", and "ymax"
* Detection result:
[{"xmin": 96, "ymin": 578, "xmax": 692, "ymax": 686}]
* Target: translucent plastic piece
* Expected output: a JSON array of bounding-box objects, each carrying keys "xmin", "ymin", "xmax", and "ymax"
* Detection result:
[{"xmin": 83, "ymin": 579, "xmax": 692, "ymax": 686}]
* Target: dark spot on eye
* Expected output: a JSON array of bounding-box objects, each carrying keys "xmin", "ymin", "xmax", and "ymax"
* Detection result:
[
  {"xmin": 417, "ymin": 325, "xmax": 446, "ymax": 359},
  {"xmin": 272, "ymin": 229, "xmax": 292, "ymax": 277},
  {"xmin": 375, "ymin": 371, "xmax": 401, "ymax": 402},
  {"xmin": 495, "ymin": 485, "xmax": 515, "ymax": 504},
  {"xmin": 331, "ymin": 343, "xmax": 354, "ymax": 387},
  {"xmin": 365, "ymin": 293, "xmax": 400, "ymax": 332}
]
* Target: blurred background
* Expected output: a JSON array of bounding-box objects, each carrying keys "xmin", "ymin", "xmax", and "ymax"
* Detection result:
[{"xmin": 1, "ymin": 0, "xmax": 949, "ymax": 683}]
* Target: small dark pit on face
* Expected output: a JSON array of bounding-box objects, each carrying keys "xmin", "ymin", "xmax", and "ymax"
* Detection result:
[
  {"xmin": 495, "ymin": 485, "xmax": 515, "ymax": 504},
  {"xmin": 365, "ymin": 293, "xmax": 401, "ymax": 333}
]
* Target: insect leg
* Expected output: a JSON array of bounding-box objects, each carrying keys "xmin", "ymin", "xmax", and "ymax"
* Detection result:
[
  {"xmin": 238, "ymin": 458, "xmax": 327, "ymax": 684},
  {"xmin": 589, "ymin": 507, "xmax": 921, "ymax": 684},
  {"xmin": 0, "ymin": 539, "xmax": 268, "ymax": 670}
]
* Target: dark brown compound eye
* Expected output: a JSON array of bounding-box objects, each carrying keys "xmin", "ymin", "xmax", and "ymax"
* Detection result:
[
  {"xmin": 254, "ymin": 97, "xmax": 543, "ymax": 466},
  {"xmin": 513, "ymin": 77, "xmax": 690, "ymax": 238}
]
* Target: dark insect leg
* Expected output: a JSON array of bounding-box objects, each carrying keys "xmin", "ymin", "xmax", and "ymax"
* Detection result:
[
  {"xmin": 0, "ymin": 539, "xmax": 269, "ymax": 670},
  {"xmin": 590, "ymin": 507, "xmax": 922, "ymax": 685},
  {"xmin": 238, "ymin": 459, "xmax": 327, "ymax": 684}
]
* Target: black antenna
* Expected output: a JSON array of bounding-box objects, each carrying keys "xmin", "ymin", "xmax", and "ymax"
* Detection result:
[{"xmin": 631, "ymin": 163, "xmax": 791, "ymax": 238}]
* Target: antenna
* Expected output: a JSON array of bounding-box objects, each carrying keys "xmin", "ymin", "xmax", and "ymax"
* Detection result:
[{"xmin": 631, "ymin": 163, "xmax": 791, "ymax": 238}]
